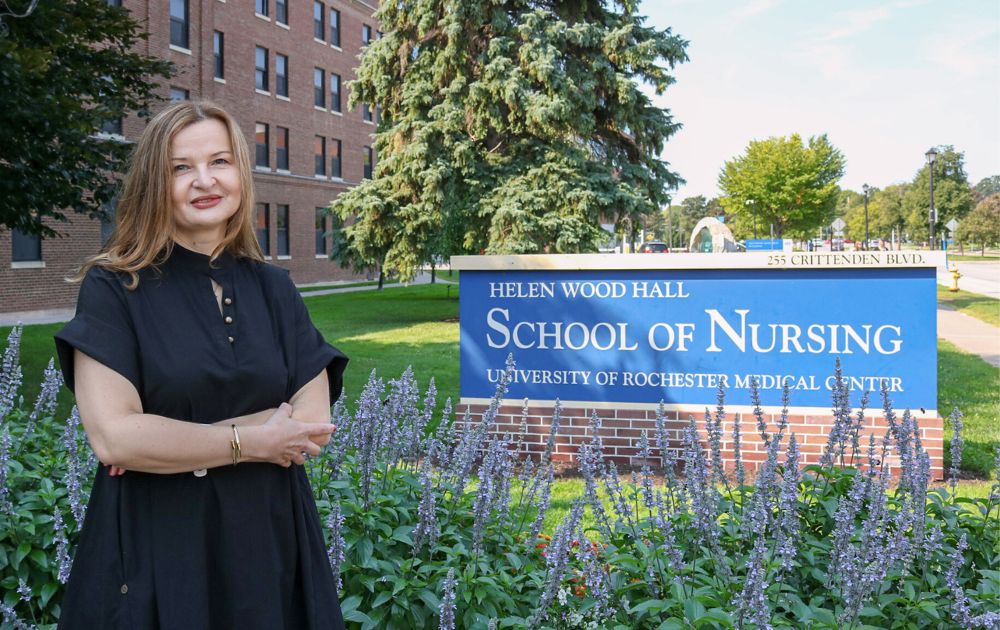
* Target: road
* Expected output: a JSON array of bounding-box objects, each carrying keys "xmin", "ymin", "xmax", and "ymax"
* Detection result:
[{"xmin": 937, "ymin": 260, "xmax": 1000, "ymax": 299}]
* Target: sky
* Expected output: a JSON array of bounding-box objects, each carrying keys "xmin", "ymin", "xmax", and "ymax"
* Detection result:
[{"xmin": 639, "ymin": 0, "xmax": 1000, "ymax": 203}]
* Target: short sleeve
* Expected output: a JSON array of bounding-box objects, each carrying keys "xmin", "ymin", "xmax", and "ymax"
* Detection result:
[
  {"xmin": 54, "ymin": 268, "xmax": 142, "ymax": 395},
  {"xmin": 287, "ymin": 278, "xmax": 349, "ymax": 403}
]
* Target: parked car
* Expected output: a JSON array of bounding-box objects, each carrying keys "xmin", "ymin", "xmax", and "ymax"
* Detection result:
[{"xmin": 638, "ymin": 241, "xmax": 669, "ymax": 253}]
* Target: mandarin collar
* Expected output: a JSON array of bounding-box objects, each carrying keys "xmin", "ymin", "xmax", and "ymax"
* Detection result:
[{"xmin": 166, "ymin": 243, "xmax": 235, "ymax": 274}]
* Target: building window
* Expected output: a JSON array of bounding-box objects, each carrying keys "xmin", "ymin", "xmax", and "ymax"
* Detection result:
[
  {"xmin": 12, "ymin": 229, "xmax": 41, "ymax": 263},
  {"xmin": 315, "ymin": 208, "xmax": 328, "ymax": 255},
  {"xmin": 107, "ymin": 0, "xmax": 122, "ymax": 6},
  {"xmin": 276, "ymin": 205, "xmax": 290, "ymax": 256},
  {"xmin": 276, "ymin": 126, "xmax": 289, "ymax": 171},
  {"xmin": 255, "ymin": 123, "xmax": 269, "ymax": 168},
  {"xmin": 101, "ymin": 116, "xmax": 123, "ymax": 136},
  {"xmin": 169, "ymin": 87, "xmax": 189, "ymax": 102},
  {"xmin": 313, "ymin": 1, "xmax": 324, "ymax": 41},
  {"xmin": 363, "ymin": 146, "xmax": 373, "ymax": 179},
  {"xmin": 100, "ymin": 197, "xmax": 118, "ymax": 245},
  {"xmin": 330, "ymin": 73, "xmax": 341, "ymax": 113},
  {"xmin": 213, "ymin": 31, "xmax": 224, "ymax": 79},
  {"xmin": 362, "ymin": 24, "xmax": 372, "ymax": 45},
  {"xmin": 330, "ymin": 138, "xmax": 342, "ymax": 178},
  {"xmin": 255, "ymin": 204, "xmax": 270, "ymax": 255},
  {"xmin": 362, "ymin": 103, "xmax": 373, "ymax": 122},
  {"xmin": 276, "ymin": 54, "xmax": 288, "ymax": 97},
  {"xmin": 255, "ymin": 46, "xmax": 269, "ymax": 92},
  {"xmin": 275, "ymin": 0, "xmax": 287, "ymax": 25},
  {"xmin": 314, "ymin": 136, "xmax": 325, "ymax": 176},
  {"xmin": 255, "ymin": 0, "xmax": 268, "ymax": 17},
  {"xmin": 170, "ymin": 0, "xmax": 189, "ymax": 49},
  {"xmin": 314, "ymin": 68, "xmax": 325, "ymax": 108},
  {"xmin": 329, "ymin": 8, "xmax": 340, "ymax": 47}
]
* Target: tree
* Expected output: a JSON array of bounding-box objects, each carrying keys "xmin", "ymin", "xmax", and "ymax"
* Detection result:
[
  {"xmin": 902, "ymin": 146, "xmax": 973, "ymax": 244},
  {"xmin": 955, "ymin": 194, "xmax": 1000, "ymax": 254},
  {"xmin": 844, "ymin": 184, "xmax": 908, "ymax": 246},
  {"xmin": 718, "ymin": 134, "xmax": 845, "ymax": 239},
  {"xmin": 330, "ymin": 0, "xmax": 688, "ymax": 280},
  {"xmin": 0, "ymin": 0, "xmax": 172, "ymax": 236},
  {"xmin": 663, "ymin": 195, "xmax": 714, "ymax": 247},
  {"xmin": 973, "ymin": 175, "xmax": 1000, "ymax": 202}
]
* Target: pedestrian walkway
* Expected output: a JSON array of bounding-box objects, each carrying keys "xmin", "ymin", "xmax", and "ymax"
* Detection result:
[
  {"xmin": 937, "ymin": 304, "xmax": 1000, "ymax": 368},
  {"xmin": 299, "ymin": 270, "xmax": 455, "ymax": 298}
]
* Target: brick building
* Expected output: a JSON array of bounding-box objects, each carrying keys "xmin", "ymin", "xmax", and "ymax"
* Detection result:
[{"xmin": 0, "ymin": 0, "xmax": 379, "ymax": 316}]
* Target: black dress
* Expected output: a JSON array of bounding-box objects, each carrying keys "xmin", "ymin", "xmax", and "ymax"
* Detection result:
[{"xmin": 53, "ymin": 244, "xmax": 348, "ymax": 630}]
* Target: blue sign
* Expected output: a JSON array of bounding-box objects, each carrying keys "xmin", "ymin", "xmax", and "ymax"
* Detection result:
[
  {"xmin": 459, "ymin": 267, "xmax": 937, "ymax": 410},
  {"xmin": 745, "ymin": 239, "xmax": 784, "ymax": 251}
]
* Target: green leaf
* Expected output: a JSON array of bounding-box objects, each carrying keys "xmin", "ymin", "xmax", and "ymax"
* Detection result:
[{"xmin": 417, "ymin": 589, "xmax": 440, "ymax": 611}]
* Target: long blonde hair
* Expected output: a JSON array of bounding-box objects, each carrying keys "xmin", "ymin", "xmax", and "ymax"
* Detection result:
[{"xmin": 77, "ymin": 101, "xmax": 263, "ymax": 288}]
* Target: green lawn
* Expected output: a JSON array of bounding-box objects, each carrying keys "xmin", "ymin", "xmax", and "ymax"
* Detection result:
[
  {"xmin": 937, "ymin": 284, "xmax": 1000, "ymax": 327},
  {"xmin": 946, "ymin": 253, "xmax": 999, "ymax": 261},
  {"xmin": 3, "ymin": 281, "xmax": 997, "ymax": 481}
]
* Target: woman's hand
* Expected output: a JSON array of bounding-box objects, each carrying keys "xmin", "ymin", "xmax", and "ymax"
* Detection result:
[{"xmin": 255, "ymin": 403, "xmax": 337, "ymax": 467}]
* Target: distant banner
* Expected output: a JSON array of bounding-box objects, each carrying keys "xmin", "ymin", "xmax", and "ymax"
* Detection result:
[{"xmin": 459, "ymin": 267, "xmax": 937, "ymax": 409}]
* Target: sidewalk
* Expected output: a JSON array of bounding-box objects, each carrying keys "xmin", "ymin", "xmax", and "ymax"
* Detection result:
[{"xmin": 937, "ymin": 305, "xmax": 1000, "ymax": 368}]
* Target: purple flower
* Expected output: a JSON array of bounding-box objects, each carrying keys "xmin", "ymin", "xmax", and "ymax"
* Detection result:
[
  {"xmin": 63, "ymin": 407, "xmax": 90, "ymax": 527},
  {"xmin": 17, "ymin": 579, "xmax": 31, "ymax": 602},
  {"xmin": 412, "ymin": 458, "xmax": 439, "ymax": 556},
  {"xmin": 682, "ymin": 416, "xmax": 720, "ymax": 550},
  {"xmin": 53, "ymin": 507, "xmax": 73, "ymax": 583},
  {"xmin": 325, "ymin": 505, "xmax": 346, "ymax": 591},
  {"xmin": 733, "ymin": 537, "xmax": 773, "ymax": 630},
  {"xmin": 530, "ymin": 500, "xmax": 585, "ymax": 625},
  {"xmin": 945, "ymin": 534, "xmax": 1000, "ymax": 628},
  {"xmin": 25, "ymin": 358, "xmax": 62, "ymax": 440},
  {"xmin": 439, "ymin": 567, "xmax": 457, "ymax": 630},
  {"xmin": 947, "ymin": 407, "xmax": 964, "ymax": 494},
  {"xmin": 0, "ymin": 325, "xmax": 24, "ymax": 419},
  {"xmin": 0, "ymin": 427, "xmax": 12, "ymax": 515},
  {"xmin": 774, "ymin": 434, "xmax": 800, "ymax": 575},
  {"xmin": 529, "ymin": 465, "xmax": 554, "ymax": 546}
]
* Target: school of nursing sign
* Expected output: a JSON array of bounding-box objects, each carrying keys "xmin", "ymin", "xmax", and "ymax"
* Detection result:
[{"xmin": 452, "ymin": 251, "xmax": 943, "ymax": 412}]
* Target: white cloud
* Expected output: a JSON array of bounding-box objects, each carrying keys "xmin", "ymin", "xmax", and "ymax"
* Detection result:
[
  {"xmin": 925, "ymin": 19, "xmax": 1000, "ymax": 80},
  {"xmin": 721, "ymin": 0, "xmax": 781, "ymax": 32},
  {"xmin": 819, "ymin": 7, "xmax": 891, "ymax": 42}
]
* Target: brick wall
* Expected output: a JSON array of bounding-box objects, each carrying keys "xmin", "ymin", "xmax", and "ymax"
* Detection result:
[
  {"xmin": 464, "ymin": 401, "xmax": 945, "ymax": 479},
  {"xmin": 0, "ymin": 0, "xmax": 379, "ymax": 314}
]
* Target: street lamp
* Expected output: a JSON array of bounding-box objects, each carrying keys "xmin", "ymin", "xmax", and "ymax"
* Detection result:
[
  {"xmin": 862, "ymin": 183, "xmax": 870, "ymax": 250},
  {"xmin": 746, "ymin": 199, "xmax": 757, "ymax": 239},
  {"xmin": 925, "ymin": 148, "xmax": 938, "ymax": 249}
]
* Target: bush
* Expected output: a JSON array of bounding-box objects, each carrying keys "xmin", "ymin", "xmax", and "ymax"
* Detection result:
[{"xmin": 2, "ymin": 327, "xmax": 999, "ymax": 629}]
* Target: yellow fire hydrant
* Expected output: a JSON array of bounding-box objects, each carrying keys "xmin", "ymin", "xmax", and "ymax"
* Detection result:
[{"xmin": 949, "ymin": 266, "xmax": 962, "ymax": 292}]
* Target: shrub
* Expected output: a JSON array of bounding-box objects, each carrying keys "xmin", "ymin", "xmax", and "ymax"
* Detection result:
[{"xmin": 2, "ymin": 327, "xmax": 999, "ymax": 629}]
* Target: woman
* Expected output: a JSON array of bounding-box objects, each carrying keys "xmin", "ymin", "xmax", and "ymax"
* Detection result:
[{"xmin": 54, "ymin": 101, "xmax": 348, "ymax": 629}]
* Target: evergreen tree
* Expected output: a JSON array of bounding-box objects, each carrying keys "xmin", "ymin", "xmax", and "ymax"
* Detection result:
[
  {"xmin": 330, "ymin": 0, "xmax": 688, "ymax": 280},
  {"xmin": 718, "ymin": 134, "xmax": 845, "ymax": 239},
  {"xmin": 0, "ymin": 0, "xmax": 172, "ymax": 235}
]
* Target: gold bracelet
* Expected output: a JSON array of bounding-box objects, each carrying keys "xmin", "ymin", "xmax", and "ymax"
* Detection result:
[{"xmin": 231, "ymin": 424, "xmax": 242, "ymax": 466}]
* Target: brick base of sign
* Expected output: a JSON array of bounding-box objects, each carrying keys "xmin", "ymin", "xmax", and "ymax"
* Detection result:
[{"xmin": 459, "ymin": 401, "xmax": 945, "ymax": 480}]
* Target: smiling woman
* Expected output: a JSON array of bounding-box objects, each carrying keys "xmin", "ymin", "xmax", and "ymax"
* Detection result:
[
  {"xmin": 168, "ymin": 118, "xmax": 243, "ymax": 250},
  {"xmin": 54, "ymin": 102, "xmax": 348, "ymax": 629}
]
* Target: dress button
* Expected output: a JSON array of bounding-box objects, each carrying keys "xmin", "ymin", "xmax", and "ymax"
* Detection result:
[
  {"xmin": 224, "ymin": 316, "xmax": 233, "ymax": 324},
  {"xmin": 224, "ymin": 297, "xmax": 232, "ymax": 305},
  {"xmin": 120, "ymin": 584, "xmax": 128, "ymax": 594},
  {"xmin": 228, "ymin": 336, "xmax": 235, "ymax": 344}
]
